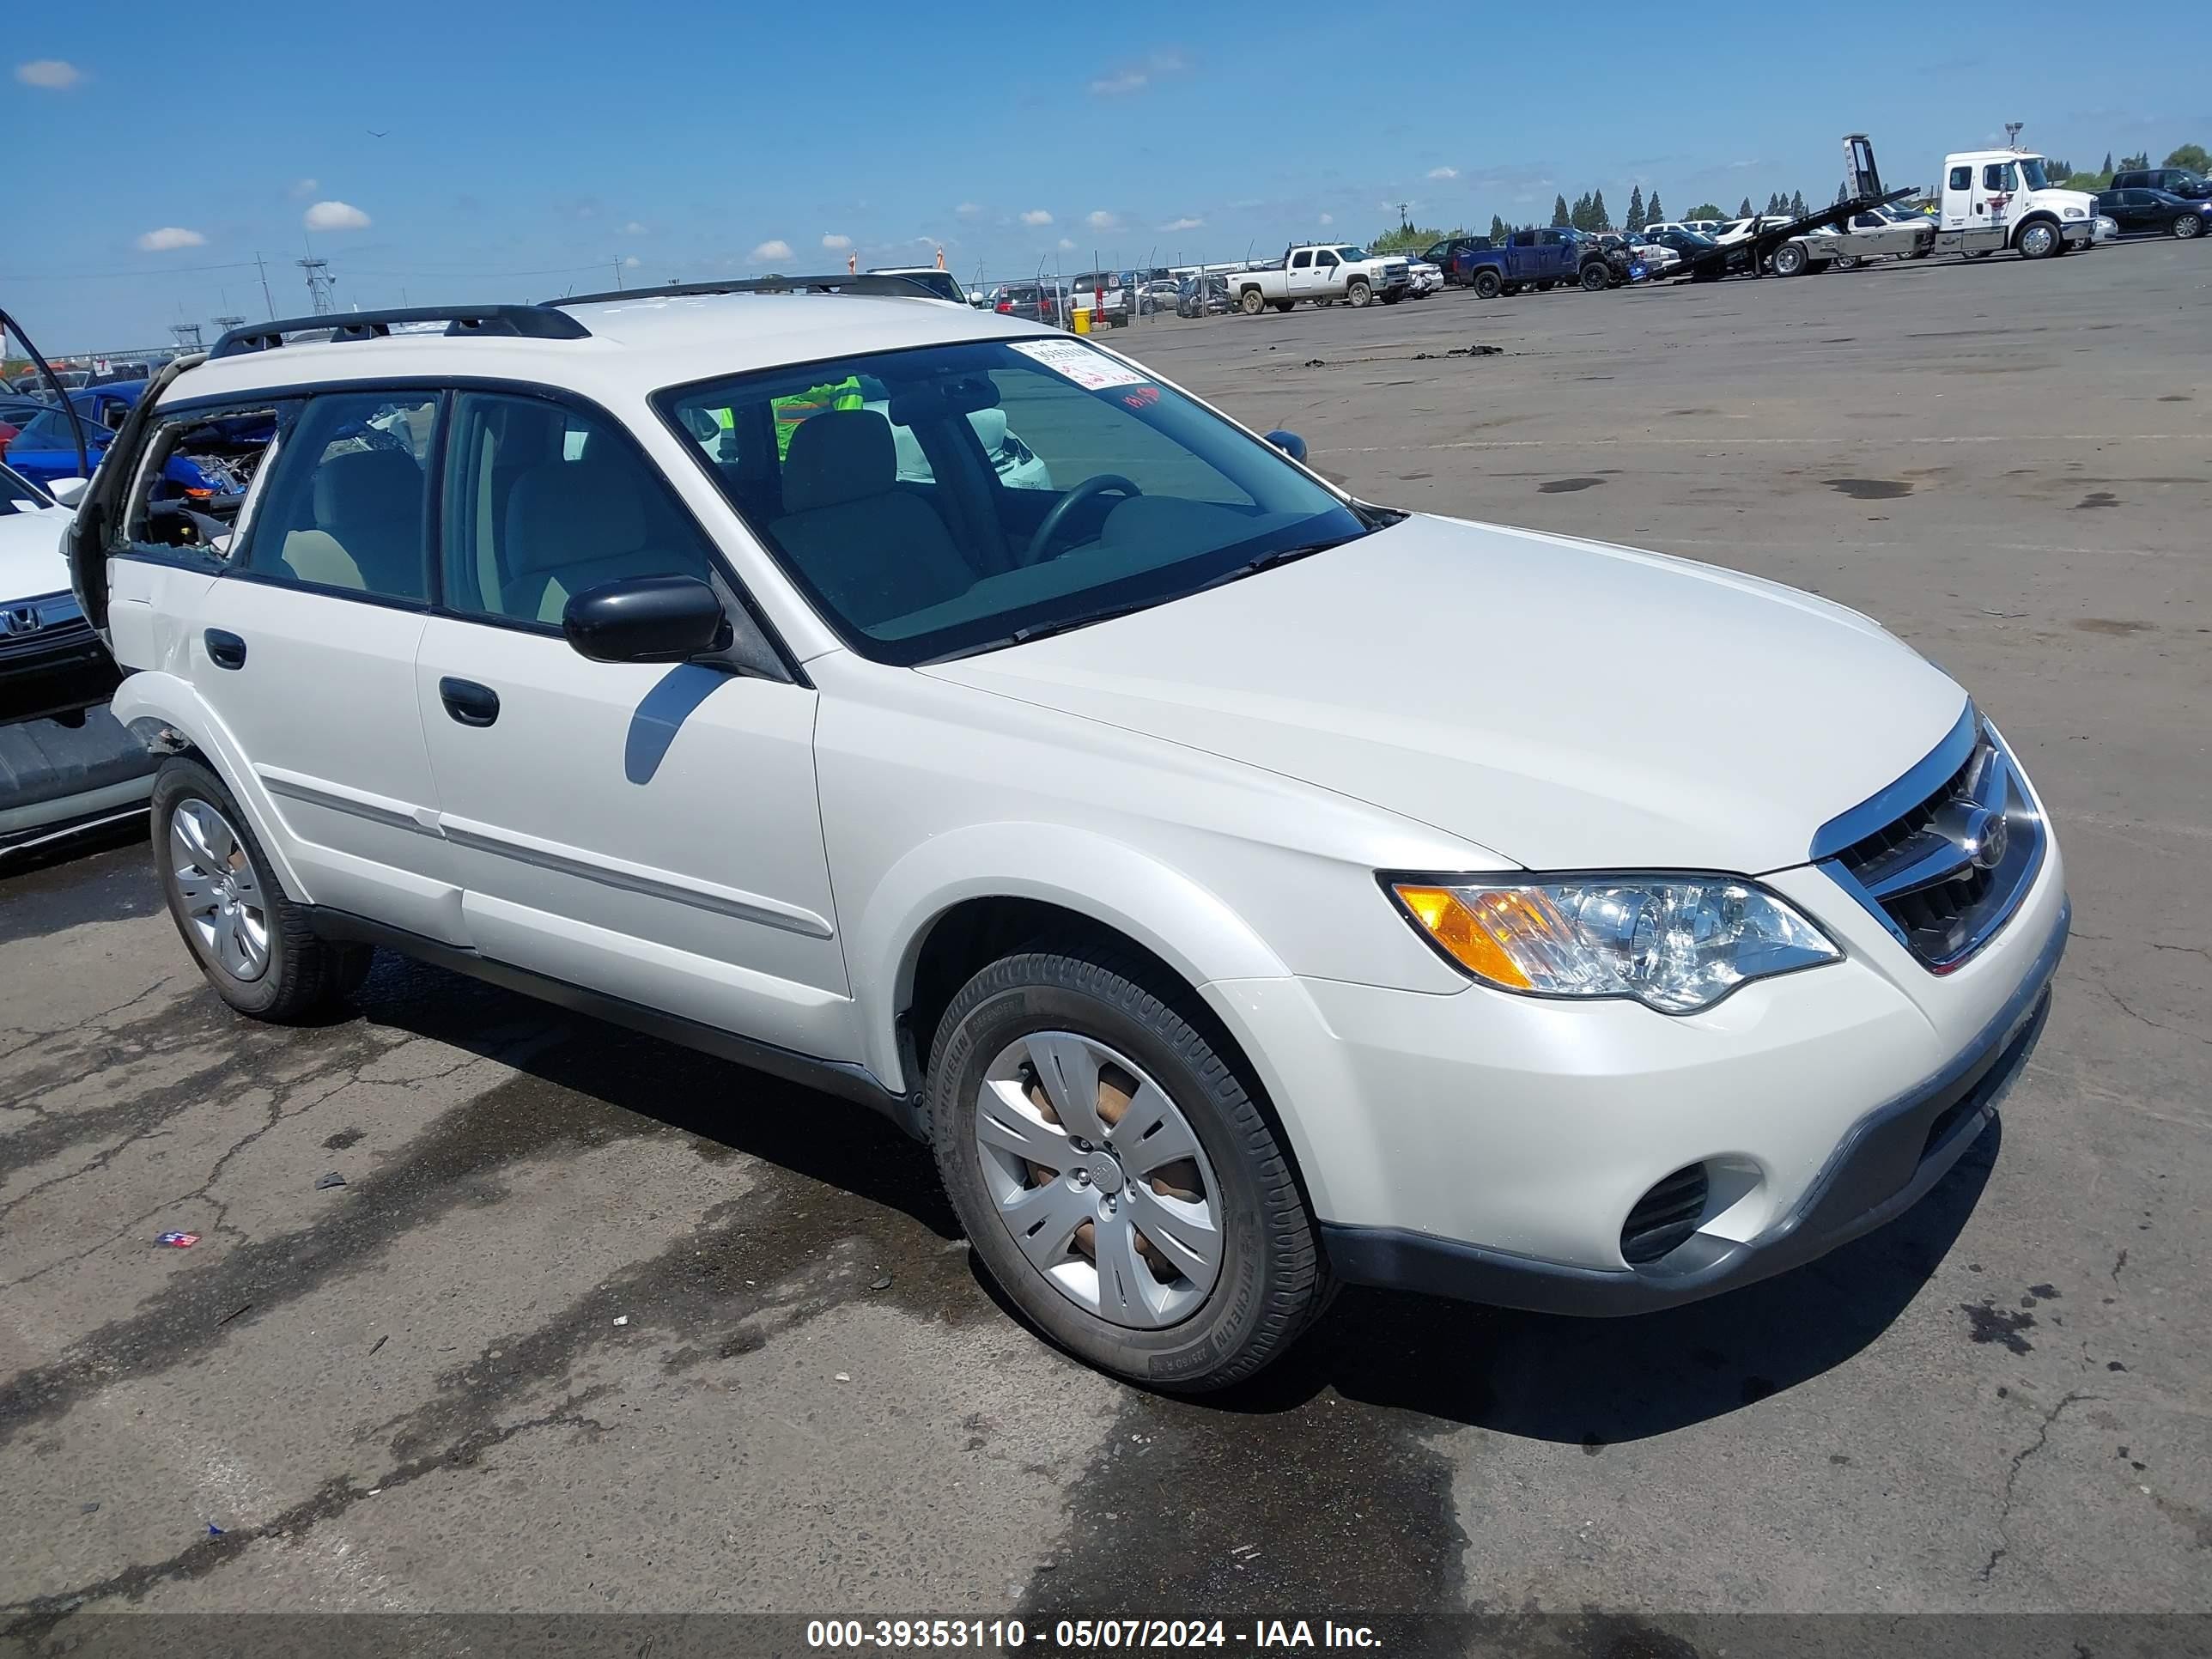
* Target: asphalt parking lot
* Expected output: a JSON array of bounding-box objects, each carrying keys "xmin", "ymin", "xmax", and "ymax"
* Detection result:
[{"xmin": 3, "ymin": 241, "xmax": 2207, "ymax": 1644}]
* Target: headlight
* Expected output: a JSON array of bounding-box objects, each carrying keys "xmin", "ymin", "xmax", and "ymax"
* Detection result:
[
  {"xmin": 2063, "ymin": 207, "xmax": 2087, "ymax": 219},
  {"xmin": 1386, "ymin": 875, "xmax": 1841, "ymax": 1013}
]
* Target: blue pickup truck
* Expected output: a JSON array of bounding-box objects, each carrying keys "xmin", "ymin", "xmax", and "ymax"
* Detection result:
[{"xmin": 1448, "ymin": 228, "xmax": 1620, "ymax": 296}]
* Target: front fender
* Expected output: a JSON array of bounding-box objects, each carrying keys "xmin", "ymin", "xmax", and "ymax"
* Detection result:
[
  {"xmin": 111, "ymin": 669, "xmax": 312, "ymax": 902},
  {"xmin": 849, "ymin": 822, "xmax": 1294, "ymax": 1091}
]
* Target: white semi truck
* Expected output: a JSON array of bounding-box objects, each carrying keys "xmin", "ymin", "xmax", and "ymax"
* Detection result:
[{"xmin": 1850, "ymin": 134, "xmax": 2096, "ymax": 260}]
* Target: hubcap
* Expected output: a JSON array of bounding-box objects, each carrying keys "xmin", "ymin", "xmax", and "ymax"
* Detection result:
[
  {"xmin": 974, "ymin": 1031, "xmax": 1224, "ymax": 1330},
  {"xmin": 2022, "ymin": 225, "xmax": 2054, "ymax": 256},
  {"xmin": 170, "ymin": 799, "xmax": 270, "ymax": 982}
]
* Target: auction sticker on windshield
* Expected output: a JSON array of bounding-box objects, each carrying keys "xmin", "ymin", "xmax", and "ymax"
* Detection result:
[{"xmin": 1009, "ymin": 339, "xmax": 1149, "ymax": 390}]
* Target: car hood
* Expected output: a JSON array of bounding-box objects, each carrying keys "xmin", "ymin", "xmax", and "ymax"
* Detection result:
[
  {"xmin": 0, "ymin": 505, "xmax": 74, "ymax": 602},
  {"xmin": 922, "ymin": 514, "xmax": 1966, "ymax": 874}
]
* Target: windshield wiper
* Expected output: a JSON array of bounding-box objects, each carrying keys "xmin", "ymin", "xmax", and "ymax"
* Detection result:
[{"xmin": 920, "ymin": 535, "xmax": 1364, "ymax": 665}]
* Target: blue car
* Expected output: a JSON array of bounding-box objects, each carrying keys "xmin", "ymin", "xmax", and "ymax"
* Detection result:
[{"xmin": 3, "ymin": 381, "xmax": 240, "ymax": 498}]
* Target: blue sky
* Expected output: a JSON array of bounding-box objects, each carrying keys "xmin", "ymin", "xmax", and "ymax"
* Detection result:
[{"xmin": 9, "ymin": 0, "xmax": 2209, "ymax": 350}]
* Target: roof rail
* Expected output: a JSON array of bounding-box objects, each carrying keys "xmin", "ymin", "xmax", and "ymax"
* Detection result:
[
  {"xmin": 211, "ymin": 305, "xmax": 590, "ymax": 360},
  {"xmin": 544, "ymin": 273, "xmax": 942, "ymax": 307}
]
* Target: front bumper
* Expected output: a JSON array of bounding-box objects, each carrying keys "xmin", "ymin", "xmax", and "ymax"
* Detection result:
[
  {"xmin": 1318, "ymin": 897, "xmax": 2064, "ymax": 1314},
  {"xmin": 0, "ymin": 706, "xmax": 159, "ymax": 853}
]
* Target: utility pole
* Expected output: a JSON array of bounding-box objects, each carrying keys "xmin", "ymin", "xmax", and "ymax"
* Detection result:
[
  {"xmin": 254, "ymin": 252, "xmax": 276, "ymax": 319},
  {"xmin": 298, "ymin": 257, "xmax": 337, "ymax": 315},
  {"xmin": 613, "ymin": 258, "xmax": 624, "ymax": 291}
]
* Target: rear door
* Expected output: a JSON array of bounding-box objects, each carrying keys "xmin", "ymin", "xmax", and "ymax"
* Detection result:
[
  {"xmin": 410, "ymin": 386, "xmax": 853, "ymax": 1060},
  {"xmin": 171, "ymin": 387, "xmax": 465, "ymax": 940},
  {"xmin": 1285, "ymin": 248, "xmax": 1318, "ymax": 298}
]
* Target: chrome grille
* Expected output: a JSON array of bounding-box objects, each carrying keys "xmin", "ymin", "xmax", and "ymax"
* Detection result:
[{"xmin": 1816, "ymin": 708, "xmax": 2045, "ymax": 973}]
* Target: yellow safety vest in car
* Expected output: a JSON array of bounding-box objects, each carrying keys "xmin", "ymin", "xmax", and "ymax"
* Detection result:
[{"xmin": 771, "ymin": 376, "xmax": 865, "ymax": 460}]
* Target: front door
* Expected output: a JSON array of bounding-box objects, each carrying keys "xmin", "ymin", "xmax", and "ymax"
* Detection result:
[
  {"xmin": 411, "ymin": 388, "xmax": 854, "ymax": 1060},
  {"xmin": 185, "ymin": 388, "xmax": 465, "ymax": 941}
]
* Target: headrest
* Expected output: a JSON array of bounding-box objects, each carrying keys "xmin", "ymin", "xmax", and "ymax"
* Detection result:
[
  {"xmin": 504, "ymin": 459, "xmax": 647, "ymax": 578},
  {"xmin": 313, "ymin": 447, "xmax": 422, "ymax": 528},
  {"xmin": 781, "ymin": 410, "xmax": 894, "ymax": 514}
]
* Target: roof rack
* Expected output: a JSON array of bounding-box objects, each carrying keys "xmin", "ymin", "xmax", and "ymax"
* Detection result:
[
  {"xmin": 544, "ymin": 273, "xmax": 942, "ymax": 307},
  {"xmin": 211, "ymin": 305, "xmax": 590, "ymax": 360}
]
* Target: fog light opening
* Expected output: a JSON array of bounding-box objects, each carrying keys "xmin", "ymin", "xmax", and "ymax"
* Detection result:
[{"xmin": 1621, "ymin": 1162, "xmax": 1711, "ymax": 1266}]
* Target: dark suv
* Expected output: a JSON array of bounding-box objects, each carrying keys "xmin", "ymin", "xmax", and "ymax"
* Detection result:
[
  {"xmin": 988, "ymin": 283, "xmax": 1062, "ymax": 327},
  {"xmin": 1423, "ymin": 236, "xmax": 1492, "ymax": 285},
  {"xmin": 2111, "ymin": 167, "xmax": 2212, "ymax": 201}
]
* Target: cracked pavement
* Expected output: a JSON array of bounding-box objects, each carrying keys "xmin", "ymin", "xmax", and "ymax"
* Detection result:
[{"xmin": 3, "ymin": 241, "xmax": 2207, "ymax": 1639}]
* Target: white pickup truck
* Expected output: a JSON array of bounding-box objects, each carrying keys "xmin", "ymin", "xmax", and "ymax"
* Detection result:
[{"xmin": 1231, "ymin": 244, "xmax": 1412, "ymax": 313}]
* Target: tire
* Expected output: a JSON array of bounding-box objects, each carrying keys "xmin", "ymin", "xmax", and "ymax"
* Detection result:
[
  {"xmin": 1771, "ymin": 242, "xmax": 1807, "ymax": 277},
  {"xmin": 151, "ymin": 757, "xmax": 371, "ymax": 1023},
  {"xmin": 1831, "ymin": 254, "xmax": 1861, "ymax": 271},
  {"xmin": 2015, "ymin": 221, "xmax": 2058, "ymax": 259},
  {"xmin": 1535, "ymin": 278, "xmax": 1554, "ymax": 292},
  {"xmin": 1273, "ymin": 301, "xmax": 1294, "ymax": 313},
  {"xmin": 1238, "ymin": 288, "xmax": 1265, "ymax": 315},
  {"xmin": 2174, "ymin": 214, "xmax": 2203, "ymax": 240},
  {"xmin": 1472, "ymin": 268, "xmax": 1502, "ymax": 299},
  {"xmin": 927, "ymin": 939, "xmax": 1329, "ymax": 1391},
  {"xmin": 1580, "ymin": 262, "xmax": 1608, "ymax": 292},
  {"xmin": 1346, "ymin": 278, "xmax": 1372, "ymax": 308},
  {"xmin": 1379, "ymin": 289, "xmax": 1401, "ymax": 304}
]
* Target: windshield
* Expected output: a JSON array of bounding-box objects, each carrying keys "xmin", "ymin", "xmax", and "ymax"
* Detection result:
[
  {"xmin": 2016, "ymin": 158, "xmax": 2051, "ymax": 191},
  {"xmin": 1332, "ymin": 246, "xmax": 1369, "ymax": 260},
  {"xmin": 0, "ymin": 461, "xmax": 53, "ymax": 514},
  {"xmin": 11, "ymin": 404, "xmax": 102, "ymax": 451},
  {"xmin": 658, "ymin": 337, "xmax": 1370, "ymax": 664}
]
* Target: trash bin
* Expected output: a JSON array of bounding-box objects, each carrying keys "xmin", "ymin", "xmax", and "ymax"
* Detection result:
[{"xmin": 1072, "ymin": 307, "xmax": 1092, "ymax": 335}]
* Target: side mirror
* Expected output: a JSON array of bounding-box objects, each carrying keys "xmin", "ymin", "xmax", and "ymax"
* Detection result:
[
  {"xmin": 46, "ymin": 477, "xmax": 90, "ymax": 507},
  {"xmin": 1264, "ymin": 430, "xmax": 1309, "ymax": 463},
  {"xmin": 563, "ymin": 574, "xmax": 730, "ymax": 665}
]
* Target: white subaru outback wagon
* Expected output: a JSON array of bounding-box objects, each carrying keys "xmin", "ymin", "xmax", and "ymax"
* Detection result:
[{"xmin": 69, "ymin": 277, "xmax": 2067, "ymax": 1390}]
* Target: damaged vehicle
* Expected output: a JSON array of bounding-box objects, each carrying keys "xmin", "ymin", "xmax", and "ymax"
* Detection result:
[
  {"xmin": 74, "ymin": 284, "xmax": 2065, "ymax": 1391},
  {"xmin": 1, "ymin": 459, "xmax": 161, "ymax": 856}
]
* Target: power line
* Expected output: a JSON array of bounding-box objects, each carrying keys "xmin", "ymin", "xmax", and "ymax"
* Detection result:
[{"xmin": 0, "ymin": 259, "xmax": 263, "ymax": 281}]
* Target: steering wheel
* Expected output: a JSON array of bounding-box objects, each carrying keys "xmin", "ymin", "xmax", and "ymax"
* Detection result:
[{"xmin": 1021, "ymin": 474, "xmax": 1142, "ymax": 567}]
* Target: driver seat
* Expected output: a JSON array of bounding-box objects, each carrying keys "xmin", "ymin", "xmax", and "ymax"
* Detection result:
[{"xmin": 769, "ymin": 410, "xmax": 973, "ymax": 629}]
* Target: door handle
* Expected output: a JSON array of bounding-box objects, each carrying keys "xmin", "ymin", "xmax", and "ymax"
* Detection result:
[
  {"xmin": 204, "ymin": 629, "xmax": 247, "ymax": 670},
  {"xmin": 438, "ymin": 677, "xmax": 501, "ymax": 727}
]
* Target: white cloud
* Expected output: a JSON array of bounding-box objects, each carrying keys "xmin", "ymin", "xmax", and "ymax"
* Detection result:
[
  {"xmin": 1089, "ymin": 47, "xmax": 1188, "ymax": 96},
  {"xmin": 1318, "ymin": 212, "xmax": 1334, "ymax": 226},
  {"xmin": 623, "ymin": 255, "xmax": 642, "ymax": 269},
  {"xmin": 1057, "ymin": 237, "xmax": 1077, "ymax": 251},
  {"xmin": 955, "ymin": 201, "xmax": 983, "ymax": 221},
  {"xmin": 137, "ymin": 227, "xmax": 206, "ymax": 252},
  {"xmin": 289, "ymin": 178, "xmax": 319, "ymax": 198},
  {"xmin": 622, "ymin": 220, "xmax": 649, "ymax": 236},
  {"xmin": 1427, "ymin": 166, "xmax": 1459, "ymax": 180},
  {"xmin": 1019, "ymin": 209, "xmax": 1054, "ymax": 227},
  {"xmin": 915, "ymin": 235, "xmax": 939, "ymax": 247},
  {"xmin": 15, "ymin": 59, "xmax": 81, "ymax": 89},
  {"xmin": 750, "ymin": 239, "xmax": 794, "ymax": 263},
  {"xmin": 1158, "ymin": 216, "xmax": 1204, "ymax": 232},
  {"xmin": 303, "ymin": 200, "xmax": 371, "ymax": 231},
  {"xmin": 1085, "ymin": 209, "xmax": 1121, "ymax": 231},
  {"xmin": 821, "ymin": 233, "xmax": 853, "ymax": 250}
]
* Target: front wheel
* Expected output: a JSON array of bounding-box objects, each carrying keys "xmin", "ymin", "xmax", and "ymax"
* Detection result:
[
  {"xmin": 2015, "ymin": 222, "xmax": 2059, "ymax": 259},
  {"xmin": 2173, "ymin": 214, "xmax": 2203, "ymax": 240},
  {"xmin": 1346, "ymin": 279, "xmax": 1372, "ymax": 308},
  {"xmin": 1472, "ymin": 269, "xmax": 1502, "ymax": 299},
  {"xmin": 1580, "ymin": 262, "xmax": 1609, "ymax": 292},
  {"xmin": 1238, "ymin": 288, "xmax": 1265, "ymax": 315},
  {"xmin": 152, "ymin": 757, "xmax": 371, "ymax": 1022},
  {"xmin": 927, "ymin": 941, "xmax": 1329, "ymax": 1391}
]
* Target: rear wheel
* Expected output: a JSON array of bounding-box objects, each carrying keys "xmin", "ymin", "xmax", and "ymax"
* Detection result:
[
  {"xmin": 927, "ymin": 941, "xmax": 1328, "ymax": 1391},
  {"xmin": 1771, "ymin": 241, "xmax": 1808, "ymax": 277},
  {"xmin": 1238, "ymin": 287, "xmax": 1265, "ymax": 315},
  {"xmin": 1832, "ymin": 253, "xmax": 1862, "ymax": 271},
  {"xmin": 152, "ymin": 757, "xmax": 370, "ymax": 1022},
  {"xmin": 1472, "ymin": 268, "xmax": 1502, "ymax": 299},
  {"xmin": 1346, "ymin": 278, "xmax": 1372, "ymax": 308},
  {"xmin": 2173, "ymin": 214, "xmax": 2203, "ymax": 240}
]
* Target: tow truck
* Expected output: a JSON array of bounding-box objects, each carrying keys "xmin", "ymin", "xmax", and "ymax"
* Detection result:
[{"xmin": 1668, "ymin": 134, "xmax": 2095, "ymax": 282}]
